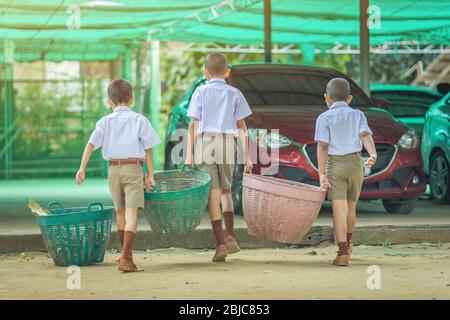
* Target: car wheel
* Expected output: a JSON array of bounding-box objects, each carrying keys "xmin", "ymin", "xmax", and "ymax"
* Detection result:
[
  {"xmin": 382, "ymin": 199, "xmax": 416, "ymax": 214},
  {"xmin": 232, "ymin": 164, "xmax": 244, "ymax": 215},
  {"xmin": 429, "ymin": 151, "xmax": 450, "ymax": 203}
]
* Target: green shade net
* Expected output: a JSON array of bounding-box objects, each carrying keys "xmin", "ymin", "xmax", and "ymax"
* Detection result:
[{"xmin": 0, "ymin": 0, "xmax": 449, "ymax": 62}]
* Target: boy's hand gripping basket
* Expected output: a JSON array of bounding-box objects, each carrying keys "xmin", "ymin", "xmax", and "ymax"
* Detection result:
[
  {"xmin": 144, "ymin": 167, "xmax": 211, "ymax": 236},
  {"xmin": 36, "ymin": 202, "xmax": 114, "ymax": 266},
  {"xmin": 242, "ymin": 173, "xmax": 326, "ymax": 244}
]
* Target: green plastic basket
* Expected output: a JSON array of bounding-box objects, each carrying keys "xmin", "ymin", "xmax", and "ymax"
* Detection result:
[
  {"xmin": 144, "ymin": 167, "xmax": 211, "ymax": 235},
  {"xmin": 36, "ymin": 202, "xmax": 114, "ymax": 267}
]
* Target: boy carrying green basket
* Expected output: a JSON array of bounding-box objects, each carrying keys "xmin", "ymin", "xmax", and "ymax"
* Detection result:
[
  {"xmin": 76, "ymin": 79, "xmax": 160, "ymax": 272},
  {"xmin": 185, "ymin": 53, "xmax": 253, "ymax": 262}
]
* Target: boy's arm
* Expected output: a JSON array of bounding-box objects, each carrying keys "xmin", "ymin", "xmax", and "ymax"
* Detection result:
[
  {"xmin": 185, "ymin": 118, "xmax": 198, "ymax": 167},
  {"xmin": 358, "ymin": 111, "xmax": 377, "ymax": 167},
  {"xmin": 360, "ymin": 133, "xmax": 377, "ymax": 168},
  {"xmin": 237, "ymin": 119, "xmax": 252, "ymax": 173},
  {"xmin": 317, "ymin": 141, "xmax": 331, "ymax": 189},
  {"xmin": 76, "ymin": 143, "xmax": 95, "ymax": 185},
  {"xmin": 144, "ymin": 148, "xmax": 156, "ymax": 190}
]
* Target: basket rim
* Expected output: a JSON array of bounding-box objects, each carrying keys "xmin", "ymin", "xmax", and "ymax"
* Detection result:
[
  {"xmin": 243, "ymin": 173, "xmax": 325, "ymax": 192},
  {"xmin": 37, "ymin": 206, "xmax": 115, "ymax": 218},
  {"xmin": 145, "ymin": 168, "xmax": 211, "ymax": 196}
]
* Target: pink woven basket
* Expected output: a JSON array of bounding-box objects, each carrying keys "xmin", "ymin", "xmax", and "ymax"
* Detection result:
[{"xmin": 242, "ymin": 173, "xmax": 326, "ymax": 244}]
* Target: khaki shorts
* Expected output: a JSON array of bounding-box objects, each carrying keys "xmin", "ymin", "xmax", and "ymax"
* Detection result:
[
  {"xmin": 195, "ymin": 134, "xmax": 236, "ymax": 190},
  {"xmin": 108, "ymin": 163, "xmax": 145, "ymax": 209},
  {"xmin": 325, "ymin": 153, "xmax": 364, "ymax": 201}
]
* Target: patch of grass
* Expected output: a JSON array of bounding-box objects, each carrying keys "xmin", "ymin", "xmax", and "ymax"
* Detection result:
[
  {"xmin": 384, "ymin": 253, "xmax": 409, "ymax": 257},
  {"xmin": 381, "ymin": 238, "xmax": 393, "ymax": 248},
  {"xmin": 359, "ymin": 233, "xmax": 376, "ymax": 246}
]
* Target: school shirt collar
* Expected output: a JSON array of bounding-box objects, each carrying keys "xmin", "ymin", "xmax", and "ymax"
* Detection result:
[
  {"xmin": 208, "ymin": 78, "xmax": 227, "ymax": 84},
  {"xmin": 113, "ymin": 106, "xmax": 131, "ymax": 112},
  {"xmin": 330, "ymin": 101, "xmax": 350, "ymax": 109}
]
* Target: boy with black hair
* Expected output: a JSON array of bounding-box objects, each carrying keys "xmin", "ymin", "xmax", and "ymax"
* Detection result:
[
  {"xmin": 315, "ymin": 78, "xmax": 377, "ymax": 267},
  {"xmin": 76, "ymin": 79, "xmax": 160, "ymax": 272}
]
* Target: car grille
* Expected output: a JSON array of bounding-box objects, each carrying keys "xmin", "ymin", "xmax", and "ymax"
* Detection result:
[
  {"xmin": 303, "ymin": 143, "xmax": 397, "ymax": 177},
  {"xmin": 277, "ymin": 166, "xmax": 417, "ymax": 191}
]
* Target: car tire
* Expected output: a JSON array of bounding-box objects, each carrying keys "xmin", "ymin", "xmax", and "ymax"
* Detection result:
[
  {"xmin": 429, "ymin": 150, "xmax": 450, "ymax": 203},
  {"xmin": 382, "ymin": 199, "xmax": 416, "ymax": 214},
  {"xmin": 232, "ymin": 164, "xmax": 245, "ymax": 215}
]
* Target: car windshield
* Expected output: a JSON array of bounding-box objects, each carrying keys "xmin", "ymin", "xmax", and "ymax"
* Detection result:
[
  {"xmin": 228, "ymin": 69, "xmax": 373, "ymax": 108},
  {"xmin": 371, "ymin": 91, "xmax": 441, "ymax": 117}
]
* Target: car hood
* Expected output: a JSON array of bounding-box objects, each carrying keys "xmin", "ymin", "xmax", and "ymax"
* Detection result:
[{"xmin": 246, "ymin": 105, "xmax": 408, "ymax": 145}]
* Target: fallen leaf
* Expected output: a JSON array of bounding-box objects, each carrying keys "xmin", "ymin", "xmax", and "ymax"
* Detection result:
[{"xmin": 27, "ymin": 199, "xmax": 50, "ymax": 216}]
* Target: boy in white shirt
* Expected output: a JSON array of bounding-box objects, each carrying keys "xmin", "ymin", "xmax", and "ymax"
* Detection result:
[
  {"xmin": 185, "ymin": 53, "xmax": 252, "ymax": 262},
  {"xmin": 76, "ymin": 79, "xmax": 160, "ymax": 272}
]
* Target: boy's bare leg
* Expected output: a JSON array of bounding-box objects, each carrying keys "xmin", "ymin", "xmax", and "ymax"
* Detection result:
[
  {"xmin": 119, "ymin": 207, "xmax": 139, "ymax": 271},
  {"xmin": 221, "ymin": 189, "xmax": 240, "ymax": 254},
  {"xmin": 346, "ymin": 200, "xmax": 356, "ymax": 235},
  {"xmin": 347, "ymin": 200, "xmax": 357, "ymax": 256},
  {"xmin": 124, "ymin": 207, "xmax": 138, "ymax": 233},
  {"xmin": 209, "ymin": 188, "xmax": 223, "ymax": 221},
  {"xmin": 209, "ymin": 188, "xmax": 227, "ymax": 262},
  {"xmin": 332, "ymin": 199, "xmax": 349, "ymax": 256},
  {"xmin": 116, "ymin": 209, "xmax": 126, "ymax": 248}
]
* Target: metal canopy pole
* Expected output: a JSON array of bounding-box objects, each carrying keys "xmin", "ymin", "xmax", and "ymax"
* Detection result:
[
  {"xmin": 135, "ymin": 44, "xmax": 142, "ymax": 113},
  {"xmin": 122, "ymin": 44, "xmax": 132, "ymax": 82},
  {"xmin": 149, "ymin": 39, "xmax": 161, "ymax": 169},
  {"xmin": 264, "ymin": 0, "xmax": 272, "ymax": 63},
  {"xmin": 3, "ymin": 40, "xmax": 14, "ymax": 179},
  {"xmin": 359, "ymin": 0, "xmax": 370, "ymax": 95}
]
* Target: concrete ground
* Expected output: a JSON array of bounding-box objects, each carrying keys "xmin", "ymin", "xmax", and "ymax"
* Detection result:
[
  {"xmin": 1, "ymin": 179, "xmax": 450, "ymax": 300},
  {"xmin": 1, "ymin": 178, "xmax": 450, "ymax": 235},
  {"xmin": 1, "ymin": 243, "xmax": 449, "ymax": 300}
]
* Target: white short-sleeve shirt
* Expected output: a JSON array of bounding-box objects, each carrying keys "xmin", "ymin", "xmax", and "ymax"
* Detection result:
[
  {"xmin": 88, "ymin": 106, "xmax": 160, "ymax": 160},
  {"xmin": 187, "ymin": 78, "xmax": 252, "ymax": 136},
  {"xmin": 314, "ymin": 101, "xmax": 373, "ymax": 156}
]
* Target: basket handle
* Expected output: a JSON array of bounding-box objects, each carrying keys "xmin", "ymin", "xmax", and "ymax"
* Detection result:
[
  {"xmin": 87, "ymin": 202, "xmax": 104, "ymax": 212},
  {"xmin": 48, "ymin": 201, "xmax": 64, "ymax": 213},
  {"xmin": 181, "ymin": 163, "xmax": 199, "ymax": 171},
  {"xmin": 151, "ymin": 185, "xmax": 161, "ymax": 194},
  {"xmin": 150, "ymin": 185, "xmax": 162, "ymax": 222}
]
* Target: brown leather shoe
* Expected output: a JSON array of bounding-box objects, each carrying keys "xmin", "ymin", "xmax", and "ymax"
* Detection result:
[
  {"xmin": 117, "ymin": 253, "xmax": 136, "ymax": 269},
  {"xmin": 348, "ymin": 242, "xmax": 354, "ymax": 258},
  {"xmin": 118, "ymin": 257, "xmax": 138, "ymax": 272},
  {"xmin": 332, "ymin": 253, "xmax": 349, "ymax": 267},
  {"xmin": 212, "ymin": 244, "xmax": 228, "ymax": 262},
  {"xmin": 225, "ymin": 235, "xmax": 240, "ymax": 254}
]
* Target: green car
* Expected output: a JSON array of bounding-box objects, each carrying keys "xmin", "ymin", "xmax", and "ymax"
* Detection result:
[
  {"xmin": 371, "ymin": 84, "xmax": 443, "ymax": 138},
  {"xmin": 421, "ymin": 92, "xmax": 450, "ymax": 202}
]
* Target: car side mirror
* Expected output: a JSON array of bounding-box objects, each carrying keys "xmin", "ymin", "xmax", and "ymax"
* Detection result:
[{"xmin": 372, "ymin": 97, "xmax": 390, "ymax": 110}]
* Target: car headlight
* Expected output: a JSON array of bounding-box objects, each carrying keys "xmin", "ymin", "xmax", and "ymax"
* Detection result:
[
  {"xmin": 398, "ymin": 130, "xmax": 419, "ymax": 149},
  {"xmin": 248, "ymin": 128, "xmax": 292, "ymax": 149}
]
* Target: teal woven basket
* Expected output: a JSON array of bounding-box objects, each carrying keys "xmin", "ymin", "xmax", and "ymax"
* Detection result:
[
  {"xmin": 144, "ymin": 167, "xmax": 211, "ymax": 235},
  {"xmin": 36, "ymin": 202, "xmax": 114, "ymax": 267}
]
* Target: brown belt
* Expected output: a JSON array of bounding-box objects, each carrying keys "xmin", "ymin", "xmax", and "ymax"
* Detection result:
[
  {"xmin": 329, "ymin": 152, "xmax": 360, "ymax": 157},
  {"xmin": 108, "ymin": 159, "xmax": 143, "ymax": 166},
  {"xmin": 202, "ymin": 132, "xmax": 235, "ymax": 138}
]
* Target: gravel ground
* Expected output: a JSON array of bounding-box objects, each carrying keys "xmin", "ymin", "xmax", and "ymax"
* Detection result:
[{"xmin": 1, "ymin": 243, "xmax": 449, "ymax": 300}]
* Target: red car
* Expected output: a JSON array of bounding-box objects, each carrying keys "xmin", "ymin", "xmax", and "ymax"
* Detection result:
[{"xmin": 165, "ymin": 63, "xmax": 426, "ymax": 214}]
